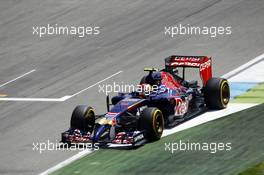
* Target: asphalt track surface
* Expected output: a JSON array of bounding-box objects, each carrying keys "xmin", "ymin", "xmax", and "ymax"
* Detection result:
[{"xmin": 0, "ymin": 0, "xmax": 264, "ymax": 174}]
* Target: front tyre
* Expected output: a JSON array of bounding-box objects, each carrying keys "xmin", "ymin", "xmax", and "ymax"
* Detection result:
[
  {"xmin": 204, "ymin": 78, "xmax": 230, "ymax": 109},
  {"xmin": 70, "ymin": 105, "xmax": 95, "ymax": 132},
  {"xmin": 140, "ymin": 107, "xmax": 164, "ymax": 141}
]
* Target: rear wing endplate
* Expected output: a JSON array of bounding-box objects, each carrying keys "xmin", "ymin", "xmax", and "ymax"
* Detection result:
[{"xmin": 165, "ymin": 55, "xmax": 212, "ymax": 85}]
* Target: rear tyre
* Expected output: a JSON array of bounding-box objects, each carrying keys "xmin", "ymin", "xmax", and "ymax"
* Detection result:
[
  {"xmin": 140, "ymin": 107, "xmax": 164, "ymax": 141},
  {"xmin": 204, "ymin": 78, "xmax": 230, "ymax": 109},
  {"xmin": 70, "ymin": 105, "xmax": 95, "ymax": 132}
]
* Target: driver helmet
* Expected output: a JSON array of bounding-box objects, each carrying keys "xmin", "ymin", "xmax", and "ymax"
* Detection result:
[{"xmin": 151, "ymin": 72, "xmax": 162, "ymax": 86}]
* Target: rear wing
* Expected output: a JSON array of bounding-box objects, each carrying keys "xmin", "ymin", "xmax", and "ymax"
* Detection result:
[{"xmin": 165, "ymin": 55, "xmax": 212, "ymax": 85}]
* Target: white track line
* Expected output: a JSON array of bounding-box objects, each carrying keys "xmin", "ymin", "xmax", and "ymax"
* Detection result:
[
  {"xmin": 0, "ymin": 69, "xmax": 36, "ymax": 88},
  {"xmin": 68, "ymin": 70, "xmax": 123, "ymax": 99},
  {"xmin": 39, "ymin": 150, "xmax": 93, "ymax": 175},
  {"xmin": 0, "ymin": 96, "xmax": 71, "ymax": 102},
  {"xmin": 162, "ymin": 103, "xmax": 257, "ymax": 137},
  {"xmin": 0, "ymin": 71, "xmax": 122, "ymax": 102},
  {"xmin": 228, "ymin": 59, "xmax": 264, "ymax": 83},
  {"xmin": 222, "ymin": 53, "xmax": 264, "ymax": 79}
]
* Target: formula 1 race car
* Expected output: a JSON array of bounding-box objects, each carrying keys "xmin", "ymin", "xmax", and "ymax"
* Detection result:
[{"xmin": 61, "ymin": 55, "xmax": 230, "ymax": 147}]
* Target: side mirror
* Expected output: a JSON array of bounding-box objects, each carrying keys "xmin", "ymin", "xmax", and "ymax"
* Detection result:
[{"xmin": 106, "ymin": 95, "xmax": 110, "ymax": 112}]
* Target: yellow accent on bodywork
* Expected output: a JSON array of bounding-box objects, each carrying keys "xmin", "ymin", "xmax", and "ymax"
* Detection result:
[{"xmin": 144, "ymin": 68, "xmax": 158, "ymax": 72}]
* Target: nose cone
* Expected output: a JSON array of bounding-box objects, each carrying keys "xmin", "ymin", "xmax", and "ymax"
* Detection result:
[{"xmin": 93, "ymin": 125, "xmax": 107, "ymax": 142}]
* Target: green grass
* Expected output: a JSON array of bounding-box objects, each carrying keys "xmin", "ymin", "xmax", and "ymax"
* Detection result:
[
  {"xmin": 52, "ymin": 104, "xmax": 264, "ymax": 175},
  {"xmin": 238, "ymin": 161, "xmax": 264, "ymax": 175},
  {"xmin": 232, "ymin": 83, "xmax": 264, "ymax": 103}
]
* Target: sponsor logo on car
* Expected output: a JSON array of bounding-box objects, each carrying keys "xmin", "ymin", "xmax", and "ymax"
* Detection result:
[
  {"xmin": 200, "ymin": 59, "xmax": 211, "ymax": 71},
  {"xmin": 134, "ymin": 133, "xmax": 144, "ymax": 142}
]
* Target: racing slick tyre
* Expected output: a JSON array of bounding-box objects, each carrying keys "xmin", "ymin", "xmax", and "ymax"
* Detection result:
[
  {"xmin": 204, "ymin": 78, "xmax": 230, "ymax": 109},
  {"xmin": 140, "ymin": 107, "xmax": 164, "ymax": 141},
  {"xmin": 70, "ymin": 105, "xmax": 95, "ymax": 132}
]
